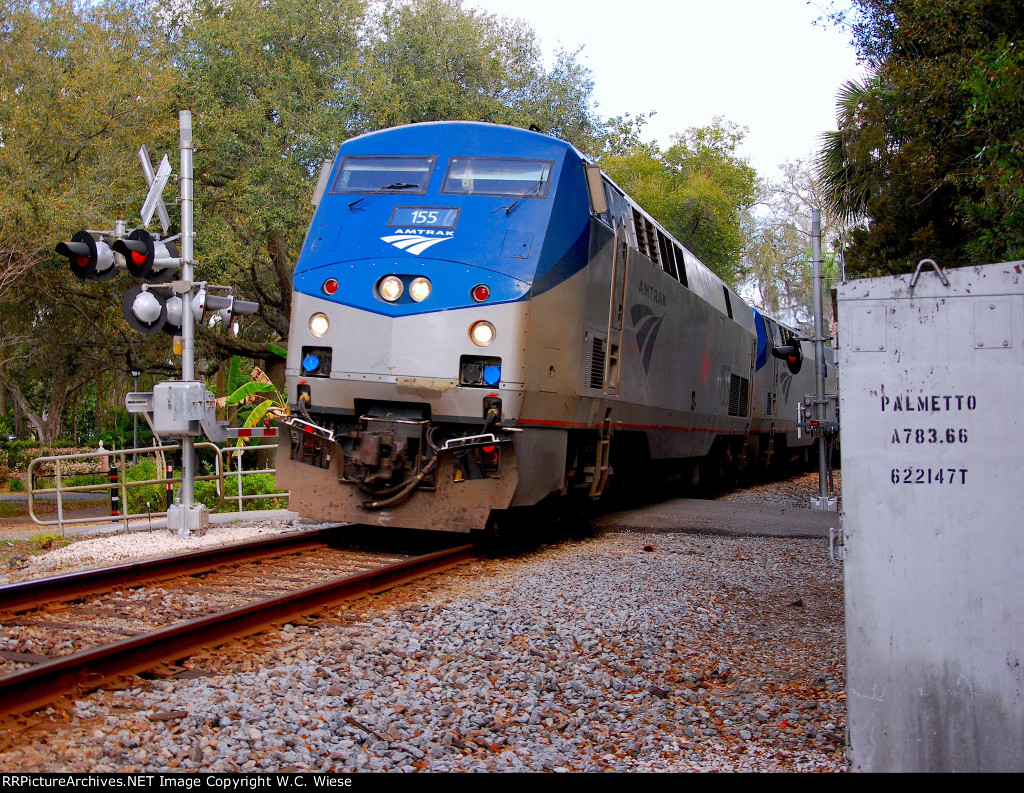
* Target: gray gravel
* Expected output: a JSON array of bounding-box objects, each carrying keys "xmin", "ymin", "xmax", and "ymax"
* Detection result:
[{"xmin": 0, "ymin": 475, "xmax": 847, "ymax": 772}]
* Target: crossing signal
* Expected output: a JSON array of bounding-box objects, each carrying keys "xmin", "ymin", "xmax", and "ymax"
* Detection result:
[
  {"xmin": 112, "ymin": 229, "xmax": 179, "ymax": 283},
  {"xmin": 56, "ymin": 231, "xmax": 118, "ymax": 282}
]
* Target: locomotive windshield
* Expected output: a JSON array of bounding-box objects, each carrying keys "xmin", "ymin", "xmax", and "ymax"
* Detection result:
[
  {"xmin": 440, "ymin": 157, "xmax": 553, "ymax": 197},
  {"xmin": 329, "ymin": 156, "xmax": 435, "ymax": 194}
]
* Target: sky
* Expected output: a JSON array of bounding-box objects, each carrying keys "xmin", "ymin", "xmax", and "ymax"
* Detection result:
[{"xmin": 467, "ymin": 0, "xmax": 864, "ymax": 181}]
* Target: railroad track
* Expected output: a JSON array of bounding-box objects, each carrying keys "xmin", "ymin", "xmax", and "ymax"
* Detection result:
[{"xmin": 0, "ymin": 529, "xmax": 483, "ymax": 715}]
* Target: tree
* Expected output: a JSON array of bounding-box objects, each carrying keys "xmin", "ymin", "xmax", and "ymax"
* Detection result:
[
  {"xmin": 816, "ymin": 0, "xmax": 1024, "ymax": 276},
  {"xmin": 599, "ymin": 117, "xmax": 757, "ymax": 285},
  {"xmin": 742, "ymin": 159, "xmax": 844, "ymax": 330},
  {"xmin": 349, "ymin": 0, "xmax": 600, "ymax": 152},
  {"xmin": 0, "ymin": 0, "xmax": 177, "ymax": 442}
]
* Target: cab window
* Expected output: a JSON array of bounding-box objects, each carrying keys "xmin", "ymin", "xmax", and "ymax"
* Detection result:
[
  {"xmin": 329, "ymin": 156, "xmax": 435, "ymax": 194},
  {"xmin": 440, "ymin": 157, "xmax": 554, "ymax": 197}
]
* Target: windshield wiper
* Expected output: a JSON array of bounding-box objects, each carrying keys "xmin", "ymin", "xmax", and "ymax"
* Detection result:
[
  {"xmin": 348, "ymin": 182, "xmax": 418, "ymax": 210},
  {"xmin": 495, "ymin": 178, "xmax": 544, "ymax": 215}
]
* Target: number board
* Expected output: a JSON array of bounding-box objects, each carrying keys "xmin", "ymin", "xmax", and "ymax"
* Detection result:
[{"xmin": 389, "ymin": 207, "xmax": 460, "ymax": 229}]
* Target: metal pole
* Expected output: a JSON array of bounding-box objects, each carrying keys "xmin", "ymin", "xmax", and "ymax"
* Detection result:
[
  {"xmin": 179, "ymin": 110, "xmax": 196, "ymax": 528},
  {"xmin": 131, "ymin": 371, "xmax": 140, "ymax": 463},
  {"xmin": 811, "ymin": 208, "xmax": 828, "ymax": 502}
]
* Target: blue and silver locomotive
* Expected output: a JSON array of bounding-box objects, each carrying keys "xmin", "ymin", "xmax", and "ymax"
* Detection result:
[{"xmin": 277, "ymin": 121, "xmax": 835, "ymax": 532}]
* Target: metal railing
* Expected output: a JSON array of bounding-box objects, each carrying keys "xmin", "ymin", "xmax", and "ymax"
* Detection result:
[
  {"xmin": 220, "ymin": 441, "xmax": 288, "ymax": 512},
  {"xmin": 25, "ymin": 441, "xmax": 285, "ymax": 534}
]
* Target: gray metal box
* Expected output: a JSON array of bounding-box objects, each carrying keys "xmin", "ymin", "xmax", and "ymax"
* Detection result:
[
  {"xmin": 838, "ymin": 261, "xmax": 1024, "ymax": 772},
  {"xmin": 152, "ymin": 380, "xmax": 207, "ymax": 437}
]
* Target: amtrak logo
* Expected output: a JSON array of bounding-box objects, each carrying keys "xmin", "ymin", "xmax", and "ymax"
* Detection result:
[
  {"xmin": 780, "ymin": 370, "xmax": 793, "ymax": 402},
  {"xmin": 630, "ymin": 303, "xmax": 664, "ymax": 374},
  {"xmin": 381, "ymin": 233, "xmax": 453, "ymax": 256}
]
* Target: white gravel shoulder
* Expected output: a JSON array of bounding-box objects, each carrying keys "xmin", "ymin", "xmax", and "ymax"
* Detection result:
[{"xmin": 2, "ymin": 518, "xmax": 324, "ymax": 583}]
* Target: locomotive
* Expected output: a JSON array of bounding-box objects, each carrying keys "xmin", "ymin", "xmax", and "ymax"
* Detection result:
[{"xmin": 276, "ymin": 121, "xmax": 836, "ymax": 532}]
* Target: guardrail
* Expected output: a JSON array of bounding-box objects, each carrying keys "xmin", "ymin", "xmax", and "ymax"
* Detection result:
[
  {"xmin": 26, "ymin": 440, "xmax": 287, "ymax": 534},
  {"xmin": 221, "ymin": 441, "xmax": 287, "ymax": 512}
]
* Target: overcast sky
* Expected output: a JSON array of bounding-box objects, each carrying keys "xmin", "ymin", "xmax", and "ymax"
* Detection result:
[{"xmin": 468, "ymin": 0, "xmax": 864, "ymax": 180}]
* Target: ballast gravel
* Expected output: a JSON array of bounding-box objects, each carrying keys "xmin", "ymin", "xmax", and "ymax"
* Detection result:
[{"xmin": 0, "ymin": 479, "xmax": 847, "ymax": 773}]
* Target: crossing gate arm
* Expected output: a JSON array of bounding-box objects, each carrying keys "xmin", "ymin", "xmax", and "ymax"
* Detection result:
[{"xmin": 226, "ymin": 427, "xmax": 278, "ymax": 438}]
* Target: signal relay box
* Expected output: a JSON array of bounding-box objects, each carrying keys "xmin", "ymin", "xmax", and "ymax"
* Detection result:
[
  {"xmin": 127, "ymin": 380, "xmax": 226, "ymax": 442},
  {"xmin": 838, "ymin": 259, "xmax": 1024, "ymax": 772}
]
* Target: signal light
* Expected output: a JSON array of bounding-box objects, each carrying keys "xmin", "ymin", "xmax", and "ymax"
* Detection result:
[
  {"xmin": 322, "ymin": 278, "xmax": 339, "ymax": 296},
  {"xmin": 192, "ymin": 288, "xmax": 259, "ymax": 325},
  {"xmin": 471, "ymin": 284, "xmax": 490, "ymax": 302},
  {"xmin": 771, "ymin": 344, "xmax": 803, "ymax": 374},
  {"xmin": 163, "ymin": 294, "xmax": 184, "ymax": 335},
  {"xmin": 112, "ymin": 229, "xmax": 179, "ymax": 283},
  {"xmin": 122, "ymin": 285, "xmax": 167, "ymax": 334},
  {"xmin": 56, "ymin": 231, "xmax": 118, "ymax": 282}
]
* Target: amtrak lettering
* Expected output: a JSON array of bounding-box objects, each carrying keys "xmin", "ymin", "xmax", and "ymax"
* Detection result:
[
  {"xmin": 392, "ymin": 229, "xmax": 455, "ymax": 236},
  {"xmin": 630, "ymin": 303, "xmax": 664, "ymax": 374},
  {"xmin": 637, "ymin": 280, "xmax": 667, "ymax": 306}
]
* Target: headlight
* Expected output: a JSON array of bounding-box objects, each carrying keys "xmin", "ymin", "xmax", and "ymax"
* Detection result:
[
  {"xmin": 469, "ymin": 320, "xmax": 495, "ymax": 347},
  {"xmin": 409, "ymin": 277, "xmax": 431, "ymax": 302},
  {"xmin": 309, "ymin": 312, "xmax": 330, "ymax": 338},
  {"xmin": 378, "ymin": 275, "xmax": 403, "ymax": 302}
]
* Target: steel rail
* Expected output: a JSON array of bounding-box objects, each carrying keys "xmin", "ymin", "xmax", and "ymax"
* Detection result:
[
  {"xmin": 0, "ymin": 527, "xmax": 349, "ymax": 615},
  {"xmin": 0, "ymin": 543, "xmax": 481, "ymax": 716}
]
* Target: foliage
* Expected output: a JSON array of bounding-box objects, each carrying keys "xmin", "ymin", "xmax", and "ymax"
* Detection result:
[
  {"xmin": 222, "ymin": 365, "xmax": 288, "ymax": 446},
  {"xmin": 27, "ymin": 532, "xmax": 67, "ymax": 552},
  {"xmin": 741, "ymin": 159, "xmax": 844, "ymax": 330},
  {"xmin": 0, "ymin": 0, "xmax": 179, "ymax": 442},
  {"xmin": 816, "ymin": 0, "xmax": 1024, "ymax": 276},
  {"xmin": 350, "ymin": 0, "xmax": 600, "ymax": 151},
  {"xmin": 600, "ymin": 117, "xmax": 757, "ymax": 285}
]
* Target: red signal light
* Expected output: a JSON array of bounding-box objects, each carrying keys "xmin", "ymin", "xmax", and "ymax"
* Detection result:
[
  {"xmin": 471, "ymin": 284, "xmax": 490, "ymax": 302},
  {"xmin": 323, "ymin": 278, "xmax": 339, "ymax": 295}
]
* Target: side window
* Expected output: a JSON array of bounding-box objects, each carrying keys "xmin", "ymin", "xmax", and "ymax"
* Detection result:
[
  {"xmin": 674, "ymin": 244, "xmax": 689, "ymax": 288},
  {"xmin": 657, "ymin": 230, "xmax": 678, "ymax": 280}
]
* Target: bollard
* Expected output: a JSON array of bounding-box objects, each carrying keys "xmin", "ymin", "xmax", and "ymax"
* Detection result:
[
  {"xmin": 166, "ymin": 461, "xmax": 173, "ymax": 509},
  {"xmin": 109, "ymin": 467, "xmax": 120, "ymax": 517}
]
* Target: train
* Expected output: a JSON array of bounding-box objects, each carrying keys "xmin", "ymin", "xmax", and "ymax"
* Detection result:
[{"xmin": 276, "ymin": 121, "xmax": 837, "ymax": 532}]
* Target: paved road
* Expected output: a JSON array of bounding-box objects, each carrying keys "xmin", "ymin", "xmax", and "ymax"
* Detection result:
[
  {"xmin": 0, "ymin": 492, "xmax": 108, "ymax": 502},
  {"xmin": 592, "ymin": 496, "xmax": 839, "ymax": 539}
]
